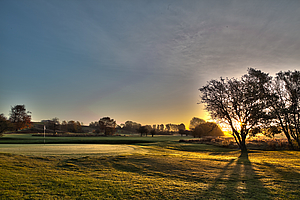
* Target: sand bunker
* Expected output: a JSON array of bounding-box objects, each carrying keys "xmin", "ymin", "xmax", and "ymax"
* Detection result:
[{"xmin": 0, "ymin": 144, "xmax": 140, "ymax": 157}]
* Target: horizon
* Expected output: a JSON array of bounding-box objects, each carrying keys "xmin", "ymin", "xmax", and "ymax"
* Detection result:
[{"xmin": 1, "ymin": 0, "xmax": 300, "ymax": 127}]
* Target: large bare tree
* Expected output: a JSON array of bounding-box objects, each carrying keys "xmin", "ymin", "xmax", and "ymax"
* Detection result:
[
  {"xmin": 267, "ymin": 70, "xmax": 300, "ymax": 149},
  {"xmin": 199, "ymin": 69, "xmax": 270, "ymax": 152}
]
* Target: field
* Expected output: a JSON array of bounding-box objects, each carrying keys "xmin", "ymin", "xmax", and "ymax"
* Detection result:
[{"xmin": 1, "ymin": 134, "xmax": 300, "ymax": 199}]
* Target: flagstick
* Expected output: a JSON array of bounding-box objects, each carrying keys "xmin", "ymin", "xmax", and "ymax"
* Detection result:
[{"xmin": 44, "ymin": 125, "xmax": 46, "ymax": 145}]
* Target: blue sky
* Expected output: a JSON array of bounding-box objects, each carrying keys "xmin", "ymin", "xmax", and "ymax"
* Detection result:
[{"xmin": 1, "ymin": 0, "xmax": 300, "ymax": 127}]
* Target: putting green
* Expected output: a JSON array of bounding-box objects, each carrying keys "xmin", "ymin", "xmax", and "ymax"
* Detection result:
[{"xmin": 0, "ymin": 144, "xmax": 142, "ymax": 157}]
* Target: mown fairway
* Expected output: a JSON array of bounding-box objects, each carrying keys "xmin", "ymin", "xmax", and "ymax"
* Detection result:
[{"xmin": 0, "ymin": 135, "xmax": 300, "ymax": 199}]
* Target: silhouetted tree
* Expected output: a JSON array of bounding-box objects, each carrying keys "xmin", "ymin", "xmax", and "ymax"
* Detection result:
[
  {"xmin": 48, "ymin": 117, "xmax": 60, "ymax": 135},
  {"xmin": 165, "ymin": 124, "xmax": 170, "ymax": 132},
  {"xmin": 193, "ymin": 122, "xmax": 224, "ymax": 138},
  {"xmin": 178, "ymin": 123, "xmax": 186, "ymax": 136},
  {"xmin": 137, "ymin": 126, "xmax": 149, "ymax": 137},
  {"xmin": 265, "ymin": 70, "xmax": 300, "ymax": 148},
  {"xmin": 152, "ymin": 124, "xmax": 156, "ymax": 130},
  {"xmin": 9, "ymin": 105, "xmax": 32, "ymax": 131},
  {"xmin": 200, "ymin": 68, "xmax": 270, "ymax": 152},
  {"xmin": 0, "ymin": 114, "xmax": 13, "ymax": 135},
  {"xmin": 67, "ymin": 120, "xmax": 77, "ymax": 133},
  {"xmin": 159, "ymin": 124, "xmax": 164, "ymax": 132},
  {"xmin": 76, "ymin": 121, "xmax": 82, "ymax": 133},
  {"xmin": 150, "ymin": 128, "xmax": 156, "ymax": 137},
  {"xmin": 99, "ymin": 117, "xmax": 116, "ymax": 136},
  {"xmin": 123, "ymin": 121, "xmax": 141, "ymax": 133},
  {"xmin": 189, "ymin": 117, "xmax": 205, "ymax": 131},
  {"xmin": 61, "ymin": 120, "xmax": 67, "ymax": 132}
]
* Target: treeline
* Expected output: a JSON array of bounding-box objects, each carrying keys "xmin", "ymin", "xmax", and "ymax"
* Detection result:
[
  {"xmin": 89, "ymin": 119, "xmax": 188, "ymax": 137},
  {"xmin": 1, "ymin": 105, "xmax": 224, "ymax": 138},
  {"xmin": 42, "ymin": 118, "xmax": 83, "ymax": 134}
]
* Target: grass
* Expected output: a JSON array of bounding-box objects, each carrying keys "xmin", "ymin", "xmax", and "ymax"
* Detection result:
[
  {"xmin": 0, "ymin": 135, "xmax": 300, "ymax": 199},
  {"xmin": 0, "ymin": 134, "xmax": 182, "ymax": 144}
]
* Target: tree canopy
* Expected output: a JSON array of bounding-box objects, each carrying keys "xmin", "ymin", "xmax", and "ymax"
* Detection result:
[
  {"xmin": 189, "ymin": 117, "xmax": 205, "ymax": 130},
  {"xmin": 9, "ymin": 105, "xmax": 32, "ymax": 131},
  {"xmin": 199, "ymin": 68, "xmax": 271, "ymax": 152},
  {"xmin": 99, "ymin": 117, "xmax": 116, "ymax": 136}
]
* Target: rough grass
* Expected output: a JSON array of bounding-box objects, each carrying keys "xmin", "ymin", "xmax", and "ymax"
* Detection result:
[{"xmin": 0, "ymin": 138, "xmax": 300, "ymax": 199}]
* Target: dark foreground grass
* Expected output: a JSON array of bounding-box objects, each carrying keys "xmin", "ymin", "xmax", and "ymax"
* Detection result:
[{"xmin": 0, "ymin": 141, "xmax": 300, "ymax": 199}]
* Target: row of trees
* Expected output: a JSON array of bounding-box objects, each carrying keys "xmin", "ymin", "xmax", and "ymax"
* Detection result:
[
  {"xmin": 0, "ymin": 105, "xmax": 85, "ymax": 135},
  {"xmin": 43, "ymin": 118, "xmax": 83, "ymax": 134},
  {"xmin": 200, "ymin": 68, "xmax": 300, "ymax": 151},
  {"xmin": 90, "ymin": 119, "xmax": 188, "ymax": 137},
  {"xmin": 1, "ymin": 106, "xmax": 223, "ymax": 138}
]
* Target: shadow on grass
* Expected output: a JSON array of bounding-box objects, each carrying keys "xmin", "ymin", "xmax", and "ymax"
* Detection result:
[
  {"xmin": 258, "ymin": 161, "xmax": 300, "ymax": 198},
  {"xmin": 202, "ymin": 151, "xmax": 273, "ymax": 199}
]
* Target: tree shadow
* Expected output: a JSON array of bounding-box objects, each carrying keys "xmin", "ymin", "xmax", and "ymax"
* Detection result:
[
  {"xmin": 258, "ymin": 161, "xmax": 300, "ymax": 198},
  {"xmin": 203, "ymin": 151, "xmax": 273, "ymax": 199}
]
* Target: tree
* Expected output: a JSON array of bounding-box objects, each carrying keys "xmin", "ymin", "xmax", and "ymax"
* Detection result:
[
  {"xmin": 137, "ymin": 126, "xmax": 149, "ymax": 137},
  {"xmin": 165, "ymin": 124, "xmax": 170, "ymax": 132},
  {"xmin": 76, "ymin": 121, "xmax": 82, "ymax": 133},
  {"xmin": 199, "ymin": 68, "xmax": 271, "ymax": 152},
  {"xmin": 99, "ymin": 117, "xmax": 116, "ymax": 136},
  {"xmin": 67, "ymin": 120, "xmax": 77, "ymax": 133},
  {"xmin": 150, "ymin": 128, "xmax": 156, "ymax": 137},
  {"xmin": 0, "ymin": 114, "xmax": 13, "ymax": 135},
  {"xmin": 193, "ymin": 122, "xmax": 224, "ymax": 138},
  {"xmin": 189, "ymin": 117, "xmax": 205, "ymax": 131},
  {"xmin": 61, "ymin": 120, "xmax": 68, "ymax": 132},
  {"xmin": 9, "ymin": 105, "xmax": 32, "ymax": 131},
  {"xmin": 178, "ymin": 123, "xmax": 186, "ymax": 136},
  {"xmin": 266, "ymin": 70, "xmax": 300, "ymax": 148},
  {"xmin": 159, "ymin": 124, "xmax": 164, "ymax": 132},
  {"xmin": 49, "ymin": 118, "xmax": 60, "ymax": 135},
  {"xmin": 123, "ymin": 121, "xmax": 141, "ymax": 133}
]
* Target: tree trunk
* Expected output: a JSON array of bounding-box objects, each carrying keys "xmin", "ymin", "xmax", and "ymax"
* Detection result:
[{"xmin": 240, "ymin": 136, "xmax": 247, "ymax": 153}]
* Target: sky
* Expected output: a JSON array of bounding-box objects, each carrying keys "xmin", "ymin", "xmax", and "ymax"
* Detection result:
[{"xmin": 1, "ymin": 0, "xmax": 300, "ymax": 127}]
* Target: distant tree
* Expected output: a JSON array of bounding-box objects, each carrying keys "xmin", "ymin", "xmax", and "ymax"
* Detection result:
[
  {"xmin": 178, "ymin": 123, "xmax": 186, "ymax": 136},
  {"xmin": 165, "ymin": 124, "xmax": 170, "ymax": 132},
  {"xmin": 119, "ymin": 123, "xmax": 125, "ymax": 129},
  {"xmin": 49, "ymin": 117, "xmax": 60, "ymax": 135},
  {"xmin": 169, "ymin": 124, "xmax": 179, "ymax": 132},
  {"xmin": 199, "ymin": 68, "xmax": 270, "ymax": 152},
  {"xmin": 89, "ymin": 121, "xmax": 98, "ymax": 128},
  {"xmin": 150, "ymin": 128, "xmax": 156, "ymax": 137},
  {"xmin": 67, "ymin": 120, "xmax": 77, "ymax": 133},
  {"xmin": 99, "ymin": 117, "xmax": 116, "ymax": 136},
  {"xmin": 61, "ymin": 120, "xmax": 68, "ymax": 132},
  {"xmin": 145, "ymin": 125, "xmax": 152, "ymax": 133},
  {"xmin": 9, "ymin": 105, "xmax": 32, "ymax": 131},
  {"xmin": 76, "ymin": 121, "xmax": 82, "ymax": 133},
  {"xmin": 193, "ymin": 122, "xmax": 224, "ymax": 138},
  {"xmin": 159, "ymin": 124, "xmax": 164, "ymax": 132},
  {"xmin": 124, "ymin": 121, "xmax": 141, "ymax": 133},
  {"xmin": 152, "ymin": 124, "xmax": 156, "ymax": 130},
  {"xmin": 189, "ymin": 117, "xmax": 205, "ymax": 131},
  {"xmin": 0, "ymin": 114, "xmax": 13, "ymax": 135},
  {"xmin": 137, "ymin": 126, "xmax": 149, "ymax": 137}
]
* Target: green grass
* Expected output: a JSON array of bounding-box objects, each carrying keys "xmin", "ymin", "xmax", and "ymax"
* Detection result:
[
  {"xmin": 0, "ymin": 134, "xmax": 183, "ymax": 144},
  {"xmin": 0, "ymin": 135, "xmax": 300, "ymax": 199}
]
